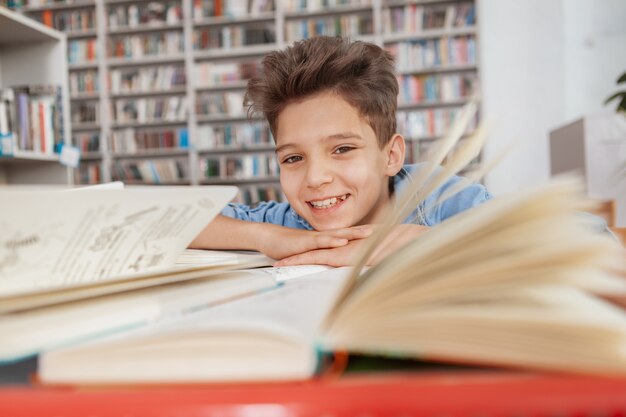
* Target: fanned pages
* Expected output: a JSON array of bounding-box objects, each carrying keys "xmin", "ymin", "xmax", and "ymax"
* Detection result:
[{"xmin": 321, "ymin": 178, "xmax": 626, "ymax": 374}]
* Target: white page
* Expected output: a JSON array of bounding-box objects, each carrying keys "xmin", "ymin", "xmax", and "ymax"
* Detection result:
[
  {"xmin": 51, "ymin": 268, "xmax": 352, "ymax": 353},
  {"xmin": 130, "ymin": 267, "xmax": 352, "ymax": 341},
  {"xmin": 250, "ymin": 265, "xmax": 334, "ymax": 283},
  {"xmin": 70, "ymin": 181, "xmax": 125, "ymax": 191},
  {"xmin": 0, "ymin": 186, "xmax": 237, "ymax": 297},
  {"xmin": 175, "ymin": 249, "xmax": 274, "ymax": 267}
]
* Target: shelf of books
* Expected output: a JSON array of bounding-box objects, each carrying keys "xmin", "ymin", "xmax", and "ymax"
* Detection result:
[
  {"xmin": 0, "ymin": 6, "xmax": 73, "ymax": 184},
  {"xmin": 6, "ymin": 0, "xmax": 479, "ymax": 201},
  {"xmin": 383, "ymin": 0, "xmax": 478, "ymax": 174}
]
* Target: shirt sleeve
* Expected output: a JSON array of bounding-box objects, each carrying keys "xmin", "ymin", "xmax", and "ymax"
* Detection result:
[
  {"xmin": 220, "ymin": 201, "xmax": 293, "ymax": 225},
  {"xmin": 422, "ymin": 175, "xmax": 492, "ymax": 225}
]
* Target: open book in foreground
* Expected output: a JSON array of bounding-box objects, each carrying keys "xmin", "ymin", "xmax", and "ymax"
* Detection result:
[
  {"xmin": 35, "ymin": 98, "xmax": 626, "ymax": 384},
  {"xmin": 39, "ymin": 179, "xmax": 626, "ymax": 384}
]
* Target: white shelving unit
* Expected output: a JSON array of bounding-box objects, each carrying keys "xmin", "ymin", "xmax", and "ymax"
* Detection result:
[
  {"xmin": 0, "ymin": 6, "xmax": 72, "ymax": 184},
  {"xmin": 12, "ymin": 0, "xmax": 479, "ymax": 202}
]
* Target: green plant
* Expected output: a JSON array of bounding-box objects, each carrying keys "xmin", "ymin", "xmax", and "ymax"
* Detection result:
[{"xmin": 605, "ymin": 71, "xmax": 626, "ymax": 113}]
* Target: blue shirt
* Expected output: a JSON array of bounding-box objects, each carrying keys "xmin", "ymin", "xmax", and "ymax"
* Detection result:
[{"xmin": 221, "ymin": 164, "xmax": 492, "ymax": 230}]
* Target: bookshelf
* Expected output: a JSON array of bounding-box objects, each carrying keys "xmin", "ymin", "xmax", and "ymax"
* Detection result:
[
  {"xmin": 10, "ymin": 0, "xmax": 479, "ymax": 202},
  {"xmin": 0, "ymin": 6, "xmax": 72, "ymax": 184}
]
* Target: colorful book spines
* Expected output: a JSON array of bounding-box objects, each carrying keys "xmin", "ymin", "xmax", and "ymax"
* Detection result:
[
  {"xmin": 111, "ymin": 128, "xmax": 189, "ymax": 153},
  {"xmin": 201, "ymin": 152, "xmax": 278, "ymax": 180},
  {"xmin": 0, "ymin": 85, "xmax": 63, "ymax": 156},
  {"xmin": 398, "ymin": 73, "xmax": 476, "ymax": 104},
  {"xmin": 112, "ymin": 158, "xmax": 189, "ymax": 184}
]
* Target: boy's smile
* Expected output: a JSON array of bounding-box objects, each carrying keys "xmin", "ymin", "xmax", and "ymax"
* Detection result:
[{"xmin": 275, "ymin": 91, "xmax": 405, "ymax": 231}]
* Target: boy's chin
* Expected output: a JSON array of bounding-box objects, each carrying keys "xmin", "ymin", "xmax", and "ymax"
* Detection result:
[{"xmin": 309, "ymin": 219, "xmax": 355, "ymax": 231}]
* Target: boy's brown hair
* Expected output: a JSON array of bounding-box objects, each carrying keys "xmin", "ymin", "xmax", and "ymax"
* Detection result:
[{"xmin": 245, "ymin": 36, "xmax": 398, "ymax": 148}]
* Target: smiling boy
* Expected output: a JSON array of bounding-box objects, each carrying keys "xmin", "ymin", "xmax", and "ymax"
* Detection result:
[{"xmin": 189, "ymin": 36, "xmax": 491, "ymax": 266}]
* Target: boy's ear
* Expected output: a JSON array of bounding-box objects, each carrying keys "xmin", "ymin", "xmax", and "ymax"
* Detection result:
[{"xmin": 384, "ymin": 133, "xmax": 406, "ymax": 176}]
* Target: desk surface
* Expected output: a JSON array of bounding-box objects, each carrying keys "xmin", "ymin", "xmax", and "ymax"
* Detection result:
[{"xmin": 2, "ymin": 370, "xmax": 626, "ymax": 417}]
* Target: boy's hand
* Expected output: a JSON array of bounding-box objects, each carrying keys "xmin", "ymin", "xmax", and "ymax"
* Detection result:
[
  {"xmin": 273, "ymin": 224, "xmax": 429, "ymax": 267},
  {"xmin": 255, "ymin": 223, "xmax": 373, "ymax": 260}
]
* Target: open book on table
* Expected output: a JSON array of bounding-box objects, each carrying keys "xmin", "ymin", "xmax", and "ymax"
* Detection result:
[
  {"xmin": 29, "ymin": 98, "xmax": 626, "ymax": 383},
  {"xmin": 38, "ymin": 180, "xmax": 626, "ymax": 384}
]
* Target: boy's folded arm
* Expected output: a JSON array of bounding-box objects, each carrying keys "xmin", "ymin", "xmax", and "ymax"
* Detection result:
[
  {"xmin": 189, "ymin": 215, "xmax": 373, "ymax": 260},
  {"xmin": 189, "ymin": 215, "xmax": 264, "ymax": 252}
]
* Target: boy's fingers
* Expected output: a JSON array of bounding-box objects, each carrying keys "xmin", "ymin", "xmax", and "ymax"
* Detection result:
[
  {"xmin": 313, "ymin": 235, "xmax": 348, "ymax": 249},
  {"xmin": 328, "ymin": 226, "xmax": 374, "ymax": 239}
]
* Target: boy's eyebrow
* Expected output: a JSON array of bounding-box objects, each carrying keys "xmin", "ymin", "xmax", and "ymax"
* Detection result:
[{"xmin": 275, "ymin": 132, "xmax": 363, "ymax": 154}]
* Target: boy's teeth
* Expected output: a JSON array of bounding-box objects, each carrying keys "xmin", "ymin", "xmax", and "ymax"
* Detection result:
[{"xmin": 311, "ymin": 195, "xmax": 346, "ymax": 209}]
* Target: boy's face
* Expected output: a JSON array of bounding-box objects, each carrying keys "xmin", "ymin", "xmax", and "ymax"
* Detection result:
[{"xmin": 275, "ymin": 91, "xmax": 403, "ymax": 231}]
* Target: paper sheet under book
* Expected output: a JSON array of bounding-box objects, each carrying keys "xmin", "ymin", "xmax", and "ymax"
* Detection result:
[{"xmin": 0, "ymin": 186, "xmax": 237, "ymax": 298}]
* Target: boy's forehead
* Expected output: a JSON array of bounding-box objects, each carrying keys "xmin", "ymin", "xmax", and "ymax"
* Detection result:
[
  {"xmin": 275, "ymin": 132, "xmax": 364, "ymax": 153},
  {"xmin": 274, "ymin": 92, "xmax": 372, "ymax": 145}
]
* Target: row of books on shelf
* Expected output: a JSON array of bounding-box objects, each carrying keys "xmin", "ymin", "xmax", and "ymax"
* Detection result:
[
  {"xmin": 0, "ymin": 85, "xmax": 64, "ymax": 156},
  {"xmin": 111, "ymin": 127, "xmax": 189, "ymax": 153},
  {"xmin": 388, "ymin": 36, "xmax": 476, "ymax": 71},
  {"xmin": 69, "ymin": 70, "xmax": 99, "ymax": 95},
  {"xmin": 201, "ymin": 152, "xmax": 279, "ymax": 180},
  {"xmin": 108, "ymin": 1, "xmax": 182, "ymax": 29},
  {"xmin": 75, "ymin": 160, "xmax": 102, "ymax": 184},
  {"xmin": 397, "ymin": 107, "xmax": 476, "ymax": 139},
  {"xmin": 196, "ymin": 92, "xmax": 244, "ymax": 117},
  {"xmin": 194, "ymin": 25, "xmax": 275, "ymax": 50},
  {"xmin": 68, "ymin": 39, "xmax": 98, "ymax": 65},
  {"xmin": 18, "ymin": 0, "xmax": 475, "ymax": 37},
  {"xmin": 398, "ymin": 73, "xmax": 476, "ymax": 105},
  {"xmin": 71, "ymin": 101, "xmax": 98, "ymax": 125},
  {"xmin": 109, "ymin": 31, "xmax": 184, "ymax": 59},
  {"xmin": 192, "ymin": 0, "xmax": 274, "ymax": 20},
  {"xmin": 110, "ymin": 66, "xmax": 186, "ymax": 94},
  {"xmin": 383, "ymin": 2, "xmax": 475, "ymax": 34},
  {"xmin": 235, "ymin": 183, "xmax": 284, "ymax": 205},
  {"xmin": 110, "ymin": 154, "xmax": 279, "ymax": 185},
  {"xmin": 70, "ymin": 66, "xmax": 188, "ymax": 96},
  {"xmin": 284, "ymin": 0, "xmax": 369, "ymax": 13},
  {"xmin": 32, "ymin": 8, "xmax": 95, "ymax": 33},
  {"xmin": 195, "ymin": 61, "xmax": 260, "ymax": 88},
  {"xmin": 195, "ymin": 122, "xmax": 272, "ymax": 149},
  {"xmin": 111, "ymin": 157, "xmax": 188, "ymax": 183},
  {"xmin": 285, "ymin": 13, "xmax": 372, "ymax": 41},
  {"xmin": 113, "ymin": 96, "xmax": 188, "ymax": 124},
  {"xmin": 73, "ymin": 132, "xmax": 100, "ymax": 153}
]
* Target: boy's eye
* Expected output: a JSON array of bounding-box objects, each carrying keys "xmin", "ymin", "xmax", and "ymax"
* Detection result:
[
  {"xmin": 333, "ymin": 146, "xmax": 354, "ymax": 154},
  {"xmin": 282, "ymin": 155, "xmax": 302, "ymax": 164}
]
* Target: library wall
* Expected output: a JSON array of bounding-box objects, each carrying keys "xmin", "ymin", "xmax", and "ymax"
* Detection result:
[
  {"xmin": 562, "ymin": 0, "xmax": 626, "ymax": 121},
  {"xmin": 480, "ymin": 0, "xmax": 626, "ymax": 196},
  {"xmin": 479, "ymin": 0, "xmax": 565, "ymax": 196}
]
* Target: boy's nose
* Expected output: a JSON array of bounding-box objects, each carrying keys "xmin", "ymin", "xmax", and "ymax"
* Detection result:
[{"xmin": 305, "ymin": 160, "xmax": 333, "ymax": 188}]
